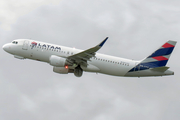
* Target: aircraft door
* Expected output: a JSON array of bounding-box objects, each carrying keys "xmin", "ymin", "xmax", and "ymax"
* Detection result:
[{"xmin": 22, "ymin": 40, "xmax": 29, "ymax": 50}]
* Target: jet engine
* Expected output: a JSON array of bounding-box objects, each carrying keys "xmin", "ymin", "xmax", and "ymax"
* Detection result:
[
  {"xmin": 53, "ymin": 67, "xmax": 74, "ymax": 74},
  {"xmin": 49, "ymin": 55, "xmax": 66, "ymax": 67},
  {"xmin": 53, "ymin": 67, "xmax": 68, "ymax": 74}
]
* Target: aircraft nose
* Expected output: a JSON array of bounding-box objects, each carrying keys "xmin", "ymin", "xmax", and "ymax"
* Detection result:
[
  {"xmin": 2, "ymin": 44, "xmax": 10, "ymax": 52},
  {"xmin": 2, "ymin": 44, "xmax": 7, "ymax": 51}
]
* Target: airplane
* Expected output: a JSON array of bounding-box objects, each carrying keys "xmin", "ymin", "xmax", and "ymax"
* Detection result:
[{"xmin": 2, "ymin": 37, "xmax": 177, "ymax": 77}]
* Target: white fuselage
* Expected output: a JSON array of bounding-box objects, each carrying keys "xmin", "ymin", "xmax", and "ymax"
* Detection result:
[{"xmin": 3, "ymin": 39, "xmax": 174, "ymax": 77}]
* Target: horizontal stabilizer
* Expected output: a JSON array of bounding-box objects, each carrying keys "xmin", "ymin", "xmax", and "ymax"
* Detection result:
[{"xmin": 150, "ymin": 66, "xmax": 169, "ymax": 72}]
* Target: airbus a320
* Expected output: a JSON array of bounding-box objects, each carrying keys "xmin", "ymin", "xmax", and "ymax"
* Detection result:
[{"xmin": 2, "ymin": 37, "xmax": 177, "ymax": 77}]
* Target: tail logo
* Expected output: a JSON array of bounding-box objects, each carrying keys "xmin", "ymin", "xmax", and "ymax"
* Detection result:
[
  {"xmin": 162, "ymin": 43, "xmax": 175, "ymax": 48},
  {"xmin": 129, "ymin": 40, "xmax": 177, "ymax": 72}
]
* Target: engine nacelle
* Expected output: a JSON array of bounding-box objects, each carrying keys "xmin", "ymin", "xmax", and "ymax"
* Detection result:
[
  {"xmin": 53, "ymin": 67, "xmax": 69, "ymax": 74},
  {"xmin": 49, "ymin": 55, "xmax": 66, "ymax": 67}
]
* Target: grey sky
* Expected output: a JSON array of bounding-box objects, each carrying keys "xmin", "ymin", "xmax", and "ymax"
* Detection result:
[{"xmin": 0, "ymin": 0, "xmax": 180, "ymax": 120}]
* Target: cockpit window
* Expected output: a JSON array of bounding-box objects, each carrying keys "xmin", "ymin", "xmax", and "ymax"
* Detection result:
[{"xmin": 12, "ymin": 41, "xmax": 18, "ymax": 44}]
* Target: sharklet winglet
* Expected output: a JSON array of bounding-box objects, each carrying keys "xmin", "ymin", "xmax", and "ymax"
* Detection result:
[{"xmin": 99, "ymin": 37, "xmax": 108, "ymax": 47}]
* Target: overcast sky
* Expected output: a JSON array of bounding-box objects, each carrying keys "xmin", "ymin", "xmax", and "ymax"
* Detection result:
[{"xmin": 0, "ymin": 0, "xmax": 180, "ymax": 120}]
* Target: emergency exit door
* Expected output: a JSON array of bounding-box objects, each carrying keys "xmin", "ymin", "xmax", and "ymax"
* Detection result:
[{"xmin": 22, "ymin": 40, "xmax": 29, "ymax": 50}]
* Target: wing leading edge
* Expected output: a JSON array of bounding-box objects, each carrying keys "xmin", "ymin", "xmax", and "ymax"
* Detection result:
[{"xmin": 67, "ymin": 37, "xmax": 108, "ymax": 64}]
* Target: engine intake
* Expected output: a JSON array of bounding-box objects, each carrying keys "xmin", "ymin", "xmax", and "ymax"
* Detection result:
[{"xmin": 49, "ymin": 55, "xmax": 66, "ymax": 67}]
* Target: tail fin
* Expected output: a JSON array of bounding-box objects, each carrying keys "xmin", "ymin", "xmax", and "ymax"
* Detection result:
[{"xmin": 141, "ymin": 40, "xmax": 177, "ymax": 68}]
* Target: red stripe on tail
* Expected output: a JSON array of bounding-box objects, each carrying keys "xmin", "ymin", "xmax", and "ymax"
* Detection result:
[
  {"xmin": 162, "ymin": 43, "xmax": 174, "ymax": 48},
  {"xmin": 152, "ymin": 56, "xmax": 168, "ymax": 61}
]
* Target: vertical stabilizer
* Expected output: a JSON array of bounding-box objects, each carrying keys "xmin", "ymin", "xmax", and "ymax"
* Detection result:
[
  {"xmin": 141, "ymin": 40, "xmax": 177, "ymax": 68},
  {"xmin": 128, "ymin": 40, "xmax": 177, "ymax": 72}
]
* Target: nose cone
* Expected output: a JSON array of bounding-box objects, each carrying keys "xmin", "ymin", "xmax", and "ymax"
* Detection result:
[
  {"xmin": 2, "ymin": 44, "xmax": 8, "ymax": 51},
  {"xmin": 2, "ymin": 43, "xmax": 13, "ymax": 54}
]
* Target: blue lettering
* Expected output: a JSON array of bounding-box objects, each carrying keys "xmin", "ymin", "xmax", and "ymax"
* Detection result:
[
  {"xmin": 50, "ymin": 46, "xmax": 54, "ymax": 49},
  {"xmin": 47, "ymin": 45, "xmax": 50, "ymax": 49},
  {"xmin": 34, "ymin": 43, "xmax": 61, "ymax": 51},
  {"xmin": 43, "ymin": 44, "xmax": 46, "ymax": 48},
  {"xmin": 55, "ymin": 47, "xmax": 61, "ymax": 50},
  {"xmin": 38, "ymin": 43, "xmax": 41, "ymax": 47}
]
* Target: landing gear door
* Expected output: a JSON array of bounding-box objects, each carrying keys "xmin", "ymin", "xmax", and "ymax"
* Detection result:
[{"xmin": 22, "ymin": 40, "xmax": 29, "ymax": 50}]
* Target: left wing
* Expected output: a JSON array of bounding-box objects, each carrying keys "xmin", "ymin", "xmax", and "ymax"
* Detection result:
[{"xmin": 67, "ymin": 37, "xmax": 108, "ymax": 65}]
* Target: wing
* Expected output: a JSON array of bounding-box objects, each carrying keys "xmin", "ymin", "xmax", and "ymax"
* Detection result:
[{"xmin": 67, "ymin": 37, "xmax": 108, "ymax": 65}]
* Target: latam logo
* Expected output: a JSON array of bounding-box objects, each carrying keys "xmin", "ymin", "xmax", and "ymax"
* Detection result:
[
  {"xmin": 31, "ymin": 41, "xmax": 37, "ymax": 45},
  {"xmin": 31, "ymin": 42, "xmax": 37, "ymax": 49},
  {"xmin": 31, "ymin": 41, "xmax": 61, "ymax": 51}
]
